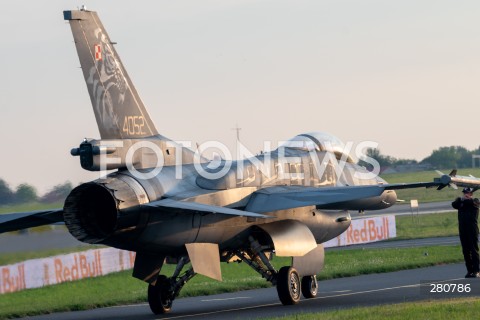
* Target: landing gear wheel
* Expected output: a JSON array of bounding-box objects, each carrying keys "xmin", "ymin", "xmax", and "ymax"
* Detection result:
[
  {"xmin": 276, "ymin": 266, "xmax": 301, "ymax": 305},
  {"xmin": 301, "ymin": 275, "xmax": 318, "ymax": 299},
  {"xmin": 148, "ymin": 276, "xmax": 173, "ymax": 314}
]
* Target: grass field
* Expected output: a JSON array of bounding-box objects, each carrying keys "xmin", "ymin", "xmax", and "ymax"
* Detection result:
[
  {"xmin": 265, "ymin": 297, "xmax": 480, "ymax": 320},
  {"xmin": 0, "ymin": 202, "xmax": 63, "ymax": 214},
  {"xmin": 395, "ymin": 211, "xmax": 458, "ymax": 240}
]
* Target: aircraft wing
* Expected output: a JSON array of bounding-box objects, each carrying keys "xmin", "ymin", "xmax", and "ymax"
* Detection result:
[
  {"xmin": 245, "ymin": 171, "xmax": 480, "ymax": 213},
  {"xmin": 0, "ymin": 209, "xmax": 64, "ymax": 234},
  {"xmin": 145, "ymin": 198, "xmax": 272, "ymax": 218},
  {"xmin": 244, "ymin": 185, "xmax": 390, "ymax": 213}
]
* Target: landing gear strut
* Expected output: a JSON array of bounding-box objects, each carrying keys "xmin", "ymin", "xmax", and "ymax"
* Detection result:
[
  {"xmin": 147, "ymin": 257, "xmax": 196, "ymax": 314},
  {"xmin": 230, "ymin": 235, "xmax": 319, "ymax": 306}
]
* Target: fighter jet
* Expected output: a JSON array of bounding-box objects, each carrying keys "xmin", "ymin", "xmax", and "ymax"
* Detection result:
[{"xmin": 2, "ymin": 8, "xmax": 480, "ymax": 314}]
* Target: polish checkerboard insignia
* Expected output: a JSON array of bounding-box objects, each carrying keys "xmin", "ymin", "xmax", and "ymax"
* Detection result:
[{"xmin": 94, "ymin": 44, "xmax": 102, "ymax": 61}]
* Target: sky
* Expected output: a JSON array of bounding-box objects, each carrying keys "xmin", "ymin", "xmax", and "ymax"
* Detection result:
[{"xmin": 1, "ymin": 0, "xmax": 480, "ymax": 194}]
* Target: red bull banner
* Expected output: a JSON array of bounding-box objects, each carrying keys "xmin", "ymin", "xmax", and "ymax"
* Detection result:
[
  {"xmin": 324, "ymin": 215, "xmax": 396, "ymax": 248},
  {"xmin": 0, "ymin": 248, "xmax": 136, "ymax": 294}
]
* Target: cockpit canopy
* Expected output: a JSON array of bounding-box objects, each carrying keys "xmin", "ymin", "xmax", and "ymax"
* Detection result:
[{"xmin": 281, "ymin": 131, "xmax": 355, "ymax": 163}]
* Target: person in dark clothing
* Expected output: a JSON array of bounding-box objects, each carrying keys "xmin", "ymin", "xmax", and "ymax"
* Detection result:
[{"xmin": 452, "ymin": 187, "xmax": 480, "ymax": 278}]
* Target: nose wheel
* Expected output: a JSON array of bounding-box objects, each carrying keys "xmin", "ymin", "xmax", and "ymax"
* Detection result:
[{"xmin": 276, "ymin": 266, "xmax": 301, "ymax": 305}]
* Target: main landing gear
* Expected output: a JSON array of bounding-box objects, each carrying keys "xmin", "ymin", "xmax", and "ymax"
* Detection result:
[
  {"xmin": 275, "ymin": 267, "xmax": 318, "ymax": 304},
  {"xmin": 147, "ymin": 257, "xmax": 196, "ymax": 314},
  {"xmin": 147, "ymin": 235, "xmax": 320, "ymax": 314},
  {"xmin": 230, "ymin": 236, "xmax": 319, "ymax": 305},
  {"xmin": 277, "ymin": 266, "xmax": 301, "ymax": 304}
]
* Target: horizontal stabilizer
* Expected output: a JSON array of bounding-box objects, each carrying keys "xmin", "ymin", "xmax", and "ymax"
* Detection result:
[
  {"xmin": 145, "ymin": 199, "xmax": 272, "ymax": 219},
  {"xmin": 0, "ymin": 209, "xmax": 63, "ymax": 234}
]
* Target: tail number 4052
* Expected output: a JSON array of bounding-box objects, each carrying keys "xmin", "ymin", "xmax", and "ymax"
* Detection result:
[{"xmin": 123, "ymin": 116, "xmax": 146, "ymax": 135}]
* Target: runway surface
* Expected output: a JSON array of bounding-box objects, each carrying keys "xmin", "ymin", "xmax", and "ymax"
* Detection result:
[
  {"xmin": 331, "ymin": 236, "xmax": 459, "ymax": 250},
  {"xmin": 29, "ymin": 263, "xmax": 479, "ymax": 320}
]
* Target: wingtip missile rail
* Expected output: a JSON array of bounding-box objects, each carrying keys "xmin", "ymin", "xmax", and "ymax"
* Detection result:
[{"xmin": 434, "ymin": 170, "xmax": 480, "ymax": 191}]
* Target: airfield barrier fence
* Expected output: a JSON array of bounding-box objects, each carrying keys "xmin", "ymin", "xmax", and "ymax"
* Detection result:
[{"xmin": 0, "ymin": 215, "xmax": 395, "ymax": 294}]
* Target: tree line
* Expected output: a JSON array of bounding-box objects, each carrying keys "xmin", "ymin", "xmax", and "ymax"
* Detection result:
[
  {"xmin": 0, "ymin": 180, "xmax": 73, "ymax": 206},
  {"xmin": 361, "ymin": 145, "xmax": 480, "ymax": 170}
]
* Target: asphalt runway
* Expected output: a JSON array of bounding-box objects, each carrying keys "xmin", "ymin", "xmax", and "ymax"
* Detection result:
[
  {"xmin": 29, "ymin": 263, "xmax": 479, "ymax": 320},
  {"xmin": 332, "ymin": 236, "xmax": 459, "ymax": 250},
  {"xmin": 0, "ymin": 226, "xmax": 87, "ymax": 253}
]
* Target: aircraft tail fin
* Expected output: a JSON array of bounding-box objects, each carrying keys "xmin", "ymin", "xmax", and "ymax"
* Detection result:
[{"xmin": 64, "ymin": 9, "xmax": 159, "ymax": 139}]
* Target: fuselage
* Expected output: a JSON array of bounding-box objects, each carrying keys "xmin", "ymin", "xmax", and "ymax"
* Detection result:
[{"xmin": 63, "ymin": 134, "xmax": 396, "ymax": 257}]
